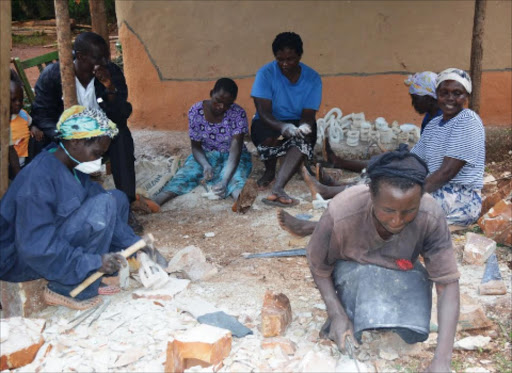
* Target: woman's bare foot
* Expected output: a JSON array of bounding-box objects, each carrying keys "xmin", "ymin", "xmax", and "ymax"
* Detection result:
[
  {"xmin": 277, "ymin": 209, "xmax": 317, "ymax": 237},
  {"xmin": 302, "ymin": 166, "xmax": 350, "ymax": 200}
]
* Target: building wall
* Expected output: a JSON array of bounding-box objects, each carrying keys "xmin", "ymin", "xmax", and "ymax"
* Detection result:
[{"xmin": 116, "ymin": 0, "xmax": 512, "ymax": 130}]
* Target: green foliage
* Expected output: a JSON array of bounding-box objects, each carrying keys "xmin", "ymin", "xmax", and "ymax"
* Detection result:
[
  {"xmin": 12, "ymin": 32, "xmax": 54, "ymax": 47},
  {"xmin": 12, "ymin": 0, "xmax": 117, "ymax": 24}
]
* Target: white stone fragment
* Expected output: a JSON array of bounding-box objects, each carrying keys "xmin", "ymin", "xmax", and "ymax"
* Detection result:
[{"xmin": 454, "ymin": 336, "xmax": 491, "ymax": 350}]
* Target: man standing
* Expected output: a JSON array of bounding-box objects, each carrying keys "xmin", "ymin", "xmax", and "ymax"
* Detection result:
[
  {"xmin": 307, "ymin": 147, "xmax": 460, "ymax": 372},
  {"xmin": 31, "ymin": 32, "xmax": 140, "ymax": 233}
]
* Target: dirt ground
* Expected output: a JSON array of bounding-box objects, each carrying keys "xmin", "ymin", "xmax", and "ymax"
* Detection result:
[{"xmin": 8, "ymin": 38, "xmax": 512, "ymax": 373}]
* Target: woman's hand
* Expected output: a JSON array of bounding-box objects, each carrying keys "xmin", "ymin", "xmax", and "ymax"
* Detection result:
[
  {"xmin": 211, "ymin": 182, "xmax": 227, "ymax": 198},
  {"xmin": 30, "ymin": 126, "xmax": 44, "ymax": 141},
  {"xmin": 99, "ymin": 253, "xmax": 125, "ymax": 274},
  {"xmin": 330, "ymin": 313, "xmax": 359, "ymax": 353},
  {"xmin": 281, "ymin": 123, "xmax": 304, "ymax": 139},
  {"xmin": 202, "ymin": 165, "xmax": 214, "ymax": 181}
]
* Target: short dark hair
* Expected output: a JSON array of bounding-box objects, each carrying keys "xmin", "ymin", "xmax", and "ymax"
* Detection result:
[
  {"xmin": 73, "ymin": 32, "xmax": 108, "ymax": 55},
  {"xmin": 369, "ymin": 176, "xmax": 423, "ymax": 197},
  {"xmin": 367, "ymin": 144, "xmax": 428, "ymax": 196},
  {"xmin": 211, "ymin": 78, "xmax": 238, "ymax": 99},
  {"xmin": 272, "ymin": 32, "xmax": 303, "ymax": 56},
  {"xmin": 10, "ymin": 68, "xmax": 22, "ymax": 86}
]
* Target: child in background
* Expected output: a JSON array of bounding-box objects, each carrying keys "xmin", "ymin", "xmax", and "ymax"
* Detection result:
[{"xmin": 9, "ymin": 69, "xmax": 43, "ymax": 177}]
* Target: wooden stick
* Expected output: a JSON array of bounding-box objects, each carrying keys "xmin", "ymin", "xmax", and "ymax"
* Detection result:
[
  {"xmin": 469, "ymin": 0, "xmax": 487, "ymax": 113},
  {"xmin": 70, "ymin": 234, "xmax": 154, "ymax": 298},
  {"xmin": 0, "ymin": 0, "xmax": 11, "ymax": 198},
  {"xmin": 54, "ymin": 0, "xmax": 77, "ymax": 108}
]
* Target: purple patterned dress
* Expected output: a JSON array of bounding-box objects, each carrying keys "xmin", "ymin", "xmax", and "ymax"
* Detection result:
[{"xmin": 161, "ymin": 101, "xmax": 252, "ymax": 198}]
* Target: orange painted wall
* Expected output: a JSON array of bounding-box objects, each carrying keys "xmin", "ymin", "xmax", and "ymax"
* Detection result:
[{"xmin": 121, "ymin": 23, "xmax": 511, "ymax": 131}]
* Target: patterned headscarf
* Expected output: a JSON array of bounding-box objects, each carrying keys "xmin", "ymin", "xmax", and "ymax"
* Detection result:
[
  {"xmin": 56, "ymin": 105, "xmax": 118, "ymax": 140},
  {"xmin": 404, "ymin": 71, "xmax": 437, "ymax": 99},
  {"xmin": 436, "ymin": 68, "xmax": 472, "ymax": 94}
]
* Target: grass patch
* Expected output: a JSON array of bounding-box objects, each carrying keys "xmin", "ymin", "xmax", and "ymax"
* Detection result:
[{"xmin": 12, "ymin": 32, "xmax": 55, "ymax": 47}]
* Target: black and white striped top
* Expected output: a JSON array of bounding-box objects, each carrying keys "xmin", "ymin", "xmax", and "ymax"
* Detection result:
[{"xmin": 411, "ymin": 109, "xmax": 485, "ymax": 189}]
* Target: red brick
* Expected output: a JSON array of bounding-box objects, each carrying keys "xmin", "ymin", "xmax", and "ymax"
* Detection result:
[
  {"xmin": 261, "ymin": 290, "xmax": 292, "ymax": 337},
  {"xmin": 478, "ymin": 199, "xmax": 512, "ymax": 246},
  {"xmin": 0, "ymin": 279, "xmax": 48, "ymax": 318},
  {"xmin": 164, "ymin": 324, "xmax": 231, "ymax": 373},
  {"xmin": 481, "ymin": 180, "xmax": 512, "ymax": 215}
]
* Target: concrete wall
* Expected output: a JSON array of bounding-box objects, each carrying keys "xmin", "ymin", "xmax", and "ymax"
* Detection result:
[{"xmin": 116, "ymin": 0, "xmax": 512, "ymax": 130}]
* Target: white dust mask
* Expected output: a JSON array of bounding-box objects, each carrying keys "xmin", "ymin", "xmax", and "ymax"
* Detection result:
[{"xmin": 75, "ymin": 158, "xmax": 102, "ymax": 174}]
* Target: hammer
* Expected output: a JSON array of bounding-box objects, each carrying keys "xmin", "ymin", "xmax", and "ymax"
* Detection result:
[{"xmin": 69, "ymin": 234, "xmax": 155, "ymax": 298}]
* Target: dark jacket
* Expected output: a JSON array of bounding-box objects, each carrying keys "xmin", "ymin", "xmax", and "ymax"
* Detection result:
[{"xmin": 31, "ymin": 62, "xmax": 132, "ymax": 138}]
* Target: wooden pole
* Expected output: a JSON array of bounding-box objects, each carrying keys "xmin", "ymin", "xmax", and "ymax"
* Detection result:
[
  {"xmin": 89, "ymin": 0, "xmax": 109, "ymax": 45},
  {"xmin": 0, "ymin": 0, "xmax": 12, "ymax": 197},
  {"xmin": 469, "ymin": 0, "xmax": 487, "ymax": 113},
  {"xmin": 54, "ymin": 0, "xmax": 77, "ymax": 108}
]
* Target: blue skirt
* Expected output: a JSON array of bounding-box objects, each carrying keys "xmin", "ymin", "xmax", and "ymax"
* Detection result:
[{"xmin": 161, "ymin": 150, "xmax": 252, "ymax": 198}]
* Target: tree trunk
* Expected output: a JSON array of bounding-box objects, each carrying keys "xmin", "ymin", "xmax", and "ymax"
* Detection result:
[
  {"xmin": 89, "ymin": 0, "xmax": 109, "ymax": 45},
  {"xmin": 0, "ymin": 0, "xmax": 11, "ymax": 197},
  {"xmin": 469, "ymin": 0, "xmax": 487, "ymax": 113},
  {"xmin": 54, "ymin": 0, "xmax": 77, "ymax": 108}
]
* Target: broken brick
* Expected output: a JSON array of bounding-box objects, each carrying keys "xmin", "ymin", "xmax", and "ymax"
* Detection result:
[
  {"xmin": 463, "ymin": 232, "xmax": 496, "ymax": 265},
  {"xmin": 164, "ymin": 324, "xmax": 232, "ymax": 373},
  {"xmin": 261, "ymin": 337, "xmax": 297, "ymax": 355},
  {"xmin": 261, "ymin": 290, "xmax": 292, "ymax": 337},
  {"xmin": 0, "ymin": 279, "xmax": 48, "ymax": 318},
  {"xmin": 0, "ymin": 317, "xmax": 46, "ymax": 370},
  {"xmin": 479, "ymin": 280, "xmax": 507, "ymax": 295},
  {"xmin": 458, "ymin": 304, "xmax": 493, "ymax": 331},
  {"xmin": 481, "ymin": 179, "xmax": 512, "ymax": 215},
  {"xmin": 478, "ymin": 199, "xmax": 512, "ymax": 246}
]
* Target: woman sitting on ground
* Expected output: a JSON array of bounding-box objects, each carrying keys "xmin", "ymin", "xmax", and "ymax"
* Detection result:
[
  {"xmin": 250, "ymin": 31, "xmax": 322, "ymax": 207},
  {"xmin": 282, "ymin": 68, "xmax": 485, "ymax": 235},
  {"xmin": 308, "ymin": 71, "xmax": 444, "ymax": 200},
  {"xmin": 154, "ymin": 78, "xmax": 254, "ymax": 212},
  {"xmin": 404, "ymin": 71, "xmax": 442, "ymax": 134},
  {"xmin": 0, "ymin": 106, "xmax": 141, "ymax": 310}
]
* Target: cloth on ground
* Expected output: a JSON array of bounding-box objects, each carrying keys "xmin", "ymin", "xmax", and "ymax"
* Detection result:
[
  {"xmin": 197, "ymin": 311, "xmax": 253, "ymax": 338},
  {"xmin": 333, "ymin": 260, "xmax": 432, "ymax": 344}
]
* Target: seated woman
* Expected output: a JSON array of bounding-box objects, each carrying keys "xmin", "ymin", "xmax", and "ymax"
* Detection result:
[
  {"xmin": 404, "ymin": 71, "xmax": 442, "ymax": 134},
  {"xmin": 251, "ymin": 31, "xmax": 322, "ymax": 207},
  {"xmin": 281, "ymin": 68, "xmax": 485, "ymax": 235},
  {"xmin": 0, "ymin": 106, "xmax": 141, "ymax": 310},
  {"xmin": 154, "ymin": 78, "xmax": 254, "ymax": 212}
]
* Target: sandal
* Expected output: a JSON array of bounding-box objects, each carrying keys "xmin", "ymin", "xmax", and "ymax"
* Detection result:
[
  {"xmin": 98, "ymin": 284, "xmax": 121, "ymax": 296},
  {"xmin": 44, "ymin": 287, "xmax": 103, "ymax": 310},
  {"xmin": 262, "ymin": 194, "xmax": 299, "ymax": 208}
]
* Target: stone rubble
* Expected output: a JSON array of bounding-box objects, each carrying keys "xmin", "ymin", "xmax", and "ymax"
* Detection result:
[
  {"xmin": 454, "ymin": 335, "xmax": 492, "ymax": 350},
  {"xmin": 463, "ymin": 232, "xmax": 497, "ymax": 265},
  {"xmin": 0, "ymin": 317, "xmax": 46, "ymax": 370},
  {"xmin": 166, "ymin": 245, "xmax": 218, "ymax": 282},
  {"xmin": 478, "ymin": 199, "xmax": 512, "ymax": 246}
]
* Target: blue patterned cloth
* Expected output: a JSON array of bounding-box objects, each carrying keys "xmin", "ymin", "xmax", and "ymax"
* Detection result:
[
  {"xmin": 430, "ymin": 183, "xmax": 482, "ymax": 226},
  {"xmin": 161, "ymin": 150, "xmax": 252, "ymax": 198}
]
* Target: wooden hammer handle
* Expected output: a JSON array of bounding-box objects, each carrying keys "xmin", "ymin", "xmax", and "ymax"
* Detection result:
[{"xmin": 70, "ymin": 234, "xmax": 154, "ymax": 298}]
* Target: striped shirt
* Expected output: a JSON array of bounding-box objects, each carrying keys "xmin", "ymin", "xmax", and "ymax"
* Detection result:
[{"xmin": 411, "ymin": 109, "xmax": 485, "ymax": 189}]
